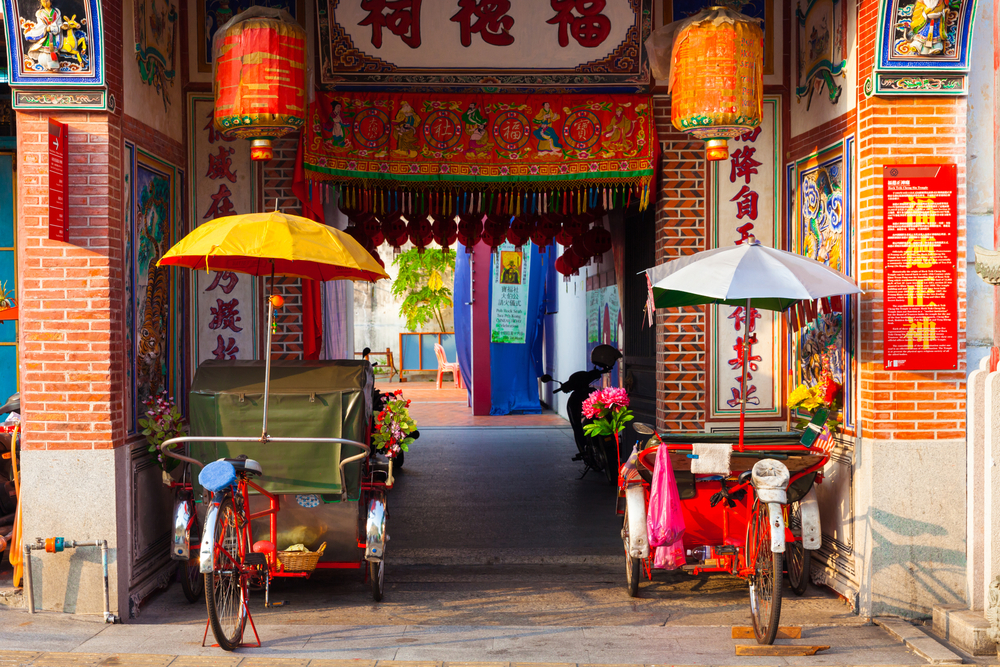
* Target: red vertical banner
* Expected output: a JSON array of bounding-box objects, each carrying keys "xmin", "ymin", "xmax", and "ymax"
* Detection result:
[
  {"xmin": 48, "ymin": 119, "xmax": 69, "ymax": 242},
  {"xmin": 882, "ymin": 164, "xmax": 958, "ymax": 371}
]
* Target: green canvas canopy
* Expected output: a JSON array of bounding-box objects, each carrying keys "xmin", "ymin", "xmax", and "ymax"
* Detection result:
[{"xmin": 188, "ymin": 360, "xmax": 373, "ymax": 498}]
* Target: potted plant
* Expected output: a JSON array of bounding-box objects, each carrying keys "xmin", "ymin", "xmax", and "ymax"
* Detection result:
[
  {"xmin": 139, "ymin": 391, "xmax": 187, "ymax": 481},
  {"xmin": 581, "ymin": 386, "xmax": 634, "ymax": 472}
]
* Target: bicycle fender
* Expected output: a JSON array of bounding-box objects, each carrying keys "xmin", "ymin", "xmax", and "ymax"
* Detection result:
[
  {"xmin": 365, "ymin": 498, "xmax": 387, "ymax": 563},
  {"xmin": 625, "ymin": 485, "xmax": 649, "ymax": 558},
  {"xmin": 200, "ymin": 501, "xmax": 220, "ymax": 574},
  {"xmin": 799, "ymin": 487, "xmax": 822, "ymax": 550},
  {"xmin": 767, "ymin": 502, "xmax": 786, "ymax": 553},
  {"xmin": 171, "ymin": 498, "xmax": 194, "ymax": 561}
]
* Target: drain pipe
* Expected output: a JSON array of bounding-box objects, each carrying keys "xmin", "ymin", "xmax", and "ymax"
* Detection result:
[{"xmin": 24, "ymin": 537, "xmax": 117, "ymax": 623}]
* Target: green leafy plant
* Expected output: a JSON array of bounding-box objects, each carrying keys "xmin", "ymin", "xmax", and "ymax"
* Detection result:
[
  {"xmin": 372, "ymin": 391, "xmax": 417, "ymax": 459},
  {"xmin": 139, "ymin": 391, "xmax": 186, "ymax": 472},
  {"xmin": 391, "ymin": 247, "xmax": 455, "ymax": 331}
]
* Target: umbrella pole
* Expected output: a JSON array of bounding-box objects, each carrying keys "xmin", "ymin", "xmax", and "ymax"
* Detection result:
[
  {"xmin": 739, "ymin": 298, "xmax": 750, "ymax": 452},
  {"xmin": 261, "ymin": 264, "xmax": 276, "ymax": 441}
]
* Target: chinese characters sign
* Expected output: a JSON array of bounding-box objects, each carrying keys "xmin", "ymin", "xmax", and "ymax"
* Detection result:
[
  {"xmin": 491, "ymin": 242, "xmax": 532, "ymax": 344},
  {"xmin": 882, "ymin": 164, "xmax": 958, "ymax": 371},
  {"xmin": 189, "ymin": 93, "xmax": 257, "ymax": 367},
  {"xmin": 709, "ymin": 97, "xmax": 780, "ymax": 420},
  {"xmin": 304, "ymin": 91, "xmax": 657, "ymax": 189},
  {"xmin": 316, "ymin": 0, "xmax": 650, "ymax": 90},
  {"xmin": 48, "ymin": 119, "xmax": 68, "ymax": 242}
]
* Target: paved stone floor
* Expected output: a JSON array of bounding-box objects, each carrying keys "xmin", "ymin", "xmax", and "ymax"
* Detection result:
[
  {"xmin": 382, "ymin": 381, "xmax": 569, "ymax": 428},
  {"xmin": 0, "ymin": 384, "xmax": 965, "ymax": 665}
]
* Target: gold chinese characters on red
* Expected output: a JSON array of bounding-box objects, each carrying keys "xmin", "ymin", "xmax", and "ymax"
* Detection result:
[{"xmin": 882, "ymin": 164, "xmax": 958, "ymax": 371}]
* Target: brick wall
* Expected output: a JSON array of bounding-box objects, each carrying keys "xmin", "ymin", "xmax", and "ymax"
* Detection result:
[
  {"xmin": 18, "ymin": 112, "xmax": 125, "ymax": 451},
  {"xmin": 855, "ymin": 1, "xmax": 967, "ymax": 440},
  {"xmin": 261, "ymin": 133, "xmax": 304, "ymax": 359},
  {"xmin": 652, "ymin": 97, "xmax": 708, "ymax": 432}
]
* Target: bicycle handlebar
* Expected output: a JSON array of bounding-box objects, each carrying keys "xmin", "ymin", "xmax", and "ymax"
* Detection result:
[{"xmin": 158, "ymin": 435, "xmax": 372, "ymax": 487}]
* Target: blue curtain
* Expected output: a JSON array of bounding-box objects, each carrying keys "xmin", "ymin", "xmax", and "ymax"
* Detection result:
[
  {"xmin": 453, "ymin": 244, "xmax": 473, "ymax": 405},
  {"xmin": 489, "ymin": 245, "xmax": 548, "ymax": 415}
]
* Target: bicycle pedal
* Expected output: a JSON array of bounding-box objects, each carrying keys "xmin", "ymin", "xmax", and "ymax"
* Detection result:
[
  {"xmin": 244, "ymin": 553, "xmax": 267, "ymax": 567},
  {"xmin": 267, "ymin": 600, "xmax": 288, "ymax": 607}
]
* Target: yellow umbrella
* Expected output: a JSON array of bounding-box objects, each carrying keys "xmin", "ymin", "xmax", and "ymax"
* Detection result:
[
  {"xmin": 157, "ymin": 210, "xmax": 389, "ymax": 439},
  {"xmin": 157, "ymin": 211, "xmax": 389, "ymax": 282}
]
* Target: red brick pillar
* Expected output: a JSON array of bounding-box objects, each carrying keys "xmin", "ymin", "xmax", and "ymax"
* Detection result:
[
  {"xmin": 853, "ymin": 0, "xmax": 968, "ymax": 617},
  {"xmin": 18, "ymin": 111, "xmax": 126, "ymax": 451},
  {"xmin": 652, "ymin": 97, "xmax": 708, "ymax": 432}
]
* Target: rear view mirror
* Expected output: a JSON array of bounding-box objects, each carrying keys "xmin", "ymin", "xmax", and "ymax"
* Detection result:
[{"xmin": 540, "ymin": 374, "xmax": 553, "ymax": 383}]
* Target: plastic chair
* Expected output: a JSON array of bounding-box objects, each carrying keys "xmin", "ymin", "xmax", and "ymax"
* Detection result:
[{"xmin": 434, "ymin": 343, "xmax": 462, "ymax": 390}]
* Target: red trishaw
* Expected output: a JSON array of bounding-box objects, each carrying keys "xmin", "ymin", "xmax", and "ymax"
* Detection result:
[{"xmin": 619, "ymin": 418, "xmax": 833, "ymax": 644}]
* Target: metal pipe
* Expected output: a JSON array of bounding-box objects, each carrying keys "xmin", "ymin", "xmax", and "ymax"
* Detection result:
[
  {"xmin": 23, "ymin": 540, "xmax": 32, "ymax": 614},
  {"xmin": 22, "ymin": 538, "xmax": 117, "ymax": 622},
  {"xmin": 262, "ymin": 297, "xmax": 275, "ymax": 440}
]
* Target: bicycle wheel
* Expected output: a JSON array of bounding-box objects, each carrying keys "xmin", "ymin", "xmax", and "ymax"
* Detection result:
[
  {"xmin": 622, "ymin": 507, "xmax": 640, "ymax": 597},
  {"xmin": 748, "ymin": 500, "xmax": 783, "ymax": 645},
  {"xmin": 786, "ymin": 501, "xmax": 811, "ymax": 596},
  {"xmin": 180, "ymin": 510, "xmax": 204, "ymax": 602},
  {"xmin": 370, "ymin": 559, "xmax": 385, "ymax": 602},
  {"xmin": 205, "ymin": 495, "xmax": 249, "ymax": 651}
]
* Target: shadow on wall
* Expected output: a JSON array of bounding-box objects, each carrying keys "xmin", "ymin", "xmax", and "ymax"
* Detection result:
[{"xmin": 865, "ymin": 507, "xmax": 965, "ymax": 616}]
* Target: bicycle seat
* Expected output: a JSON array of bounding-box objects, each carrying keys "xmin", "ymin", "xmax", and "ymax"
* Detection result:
[
  {"xmin": 200, "ymin": 460, "xmax": 237, "ymax": 492},
  {"xmin": 226, "ymin": 457, "xmax": 263, "ymax": 477}
]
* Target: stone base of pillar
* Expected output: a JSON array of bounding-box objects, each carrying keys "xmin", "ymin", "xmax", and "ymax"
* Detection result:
[
  {"xmin": 854, "ymin": 437, "xmax": 967, "ymax": 619},
  {"xmin": 932, "ymin": 604, "xmax": 997, "ymax": 655},
  {"xmin": 20, "ymin": 448, "xmax": 129, "ymax": 617}
]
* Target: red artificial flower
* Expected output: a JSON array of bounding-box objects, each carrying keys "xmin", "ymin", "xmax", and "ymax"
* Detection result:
[{"xmin": 823, "ymin": 377, "xmax": 841, "ymax": 404}]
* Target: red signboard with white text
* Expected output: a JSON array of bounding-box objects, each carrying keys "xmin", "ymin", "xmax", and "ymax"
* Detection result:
[
  {"xmin": 882, "ymin": 164, "xmax": 958, "ymax": 371},
  {"xmin": 48, "ymin": 119, "xmax": 69, "ymax": 242}
]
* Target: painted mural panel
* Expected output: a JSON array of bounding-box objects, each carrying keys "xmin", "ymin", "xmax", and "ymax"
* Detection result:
[
  {"xmin": 125, "ymin": 142, "xmax": 136, "ymax": 434},
  {"xmin": 587, "ymin": 285, "xmax": 621, "ymax": 388},
  {"xmin": 870, "ymin": 0, "xmax": 976, "ymax": 95},
  {"xmin": 134, "ymin": 0, "xmax": 178, "ymax": 108},
  {"xmin": 188, "ymin": 93, "xmax": 257, "ymax": 368},
  {"xmin": 132, "ymin": 151, "xmax": 177, "ymax": 427},
  {"xmin": 2, "ymin": 0, "xmax": 103, "ymax": 85},
  {"xmin": 708, "ymin": 97, "xmax": 781, "ymax": 422},
  {"xmin": 790, "ymin": 0, "xmax": 856, "ymax": 136},
  {"xmin": 316, "ymin": 0, "xmax": 651, "ymax": 91},
  {"xmin": 789, "ymin": 138, "xmax": 854, "ymax": 429}
]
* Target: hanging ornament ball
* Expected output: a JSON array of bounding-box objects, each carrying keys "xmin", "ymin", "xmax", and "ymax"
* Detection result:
[
  {"xmin": 555, "ymin": 228, "xmax": 575, "ymax": 247},
  {"xmin": 269, "ymin": 294, "xmax": 285, "ymax": 308}
]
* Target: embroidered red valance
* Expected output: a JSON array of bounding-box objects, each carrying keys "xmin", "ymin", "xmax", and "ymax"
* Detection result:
[{"xmin": 300, "ymin": 90, "xmax": 658, "ymax": 208}]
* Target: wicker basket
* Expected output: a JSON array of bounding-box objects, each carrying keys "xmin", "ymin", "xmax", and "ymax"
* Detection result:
[{"xmin": 277, "ymin": 542, "xmax": 326, "ymax": 572}]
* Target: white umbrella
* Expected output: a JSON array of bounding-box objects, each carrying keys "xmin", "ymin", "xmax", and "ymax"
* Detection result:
[{"xmin": 645, "ymin": 238, "xmax": 862, "ymax": 447}]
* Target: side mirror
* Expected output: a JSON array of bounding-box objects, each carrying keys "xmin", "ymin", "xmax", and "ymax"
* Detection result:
[{"xmin": 540, "ymin": 374, "xmax": 553, "ymax": 383}]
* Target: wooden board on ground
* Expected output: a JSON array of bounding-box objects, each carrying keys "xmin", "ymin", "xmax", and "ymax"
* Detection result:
[
  {"xmin": 735, "ymin": 645, "xmax": 830, "ymax": 656},
  {"xmin": 731, "ymin": 626, "xmax": 802, "ymax": 639}
]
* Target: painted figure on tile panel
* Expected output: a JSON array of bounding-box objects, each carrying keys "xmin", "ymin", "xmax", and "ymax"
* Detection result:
[
  {"xmin": 532, "ymin": 102, "xmax": 563, "ymax": 157},
  {"xmin": 19, "ymin": 0, "xmax": 90, "ymax": 72},
  {"xmin": 898, "ymin": 0, "xmax": 951, "ymax": 56}
]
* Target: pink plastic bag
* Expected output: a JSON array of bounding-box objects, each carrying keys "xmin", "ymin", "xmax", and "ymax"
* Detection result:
[{"xmin": 646, "ymin": 443, "xmax": 685, "ymax": 570}]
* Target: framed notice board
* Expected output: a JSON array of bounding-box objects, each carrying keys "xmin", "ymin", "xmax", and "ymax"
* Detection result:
[{"xmin": 882, "ymin": 164, "xmax": 958, "ymax": 371}]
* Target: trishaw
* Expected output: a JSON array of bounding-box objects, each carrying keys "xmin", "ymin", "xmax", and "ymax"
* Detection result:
[
  {"xmin": 629, "ymin": 238, "xmax": 860, "ymax": 645},
  {"xmin": 154, "ymin": 211, "xmax": 394, "ymax": 650},
  {"xmin": 619, "ymin": 420, "xmax": 832, "ymax": 644},
  {"xmin": 162, "ymin": 359, "xmax": 396, "ymax": 649}
]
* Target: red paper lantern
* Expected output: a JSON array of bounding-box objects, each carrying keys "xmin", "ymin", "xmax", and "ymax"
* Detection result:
[
  {"xmin": 563, "ymin": 214, "xmax": 590, "ymax": 239},
  {"xmin": 408, "ymin": 216, "xmax": 433, "ymax": 249},
  {"xmin": 507, "ymin": 217, "xmax": 532, "ymax": 247},
  {"xmin": 381, "ymin": 214, "xmax": 408, "ymax": 248},
  {"xmin": 484, "ymin": 214, "xmax": 510, "ymax": 240},
  {"xmin": 555, "ymin": 229, "xmax": 575, "ymax": 247},
  {"xmin": 432, "ymin": 216, "xmax": 459, "ymax": 250},
  {"xmin": 564, "ymin": 244, "xmax": 587, "ymax": 270},
  {"xmin": 555, "ymin": 255, "xmax": 573, "ymax": 276},
  {"xmin": 214, "ymin": 8, "xmax": 306, "ymax": 161},
  {"xmin": 536, "ymin": 215, "xmax": 561, "ymax": 239},
  {"xmin": 582, "ymin": 227, "xmax": 612, "ymax": 258},
  {"xmin": 531, "ymin": 230, "xmax": 553, "ymax": 250},
  {"xmin": 352, "ymin": 213, "xmax": 381, "ymax": 239}
]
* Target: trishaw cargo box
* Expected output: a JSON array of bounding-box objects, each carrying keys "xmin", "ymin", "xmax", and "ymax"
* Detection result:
[{"xmin": 188, "ymin": 360, "xmax": 373, "ymax": 497}]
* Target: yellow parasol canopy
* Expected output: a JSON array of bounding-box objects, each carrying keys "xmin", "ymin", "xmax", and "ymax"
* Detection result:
[{"xmin": 157, "ymin": 211, "xmax": 389, "ymax": 282}]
